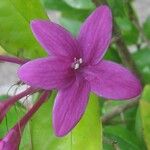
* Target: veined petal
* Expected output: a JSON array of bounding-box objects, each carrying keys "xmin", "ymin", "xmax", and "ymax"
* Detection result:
[
  {"xmin": 18, "ymin": 57, "xmax": 74, "ymax": 90},
  {"xmin": 53, "ymin": 78, "xmax": 90, "ymax": 136},
  {"xmin": 78, "ymin": 5, "xmax": 112, "ymax": 64},
  {"xmin": 84, "ymin": 60, "xmax": 142, "ymax": 99},
  {"xmin": 31, "ymin": 20, "xmax": 80, "ymax": 58}
]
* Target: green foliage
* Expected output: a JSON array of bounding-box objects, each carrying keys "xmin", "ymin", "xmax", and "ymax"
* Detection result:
[
  {"xmin": 0, "ymin": 45, "xmax": 6, "ymax": 55},
  {"xmin": 0, "ymin": 0, "xmax": 48, "ymax": 59},
  {"xmin": 133, "ymin": 47, "xmax": 150, "ymax": 84},
  {"xmin": 139, "ymin": 85, "xmax": 150, "ymax": 150},
  {"xmin": 103, "ymin": 125, "xmax": 142, "ymax": 150},
  {"xmin": 104, "ymin": 46, "xmax": 121, "ymax": 63},
  {"xmin": 116, "ymin": 17, "xmax": 139, "ymax": 45},
  {"xmin": 29, "ymin": 92, "xmax": 102, "ymax": 150},
  {"xmin": 102, "ymin": 99, "xmax": 146, "ymax": 150},
  {"xmin": 143, "ymin": 16, "xmax": 150, "ymax": 40},
  {"xmin": 108, "ymin": 0, "xmax": 139, "ymax": 45},
  {"xmin": 42, "ymin": 0, "xmax": 92, "ymax": 21},
  {"xmin": 107, "ymin": 0, "xmax": 127, "ymax": 17},
  {"xmin": 135, "ymin": 109, "xmax": 147, "ymax": 149},
  {"xmin": 62, "ymin": 0, "xmax": 95, "ymax": 9}
]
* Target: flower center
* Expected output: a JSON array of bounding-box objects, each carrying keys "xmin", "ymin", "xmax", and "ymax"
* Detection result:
[{"xmin": 72, "ymin": 58, "xmax": 83, "ymax": 70}]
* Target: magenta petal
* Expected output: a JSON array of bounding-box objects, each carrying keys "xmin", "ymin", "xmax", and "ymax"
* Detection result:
[
  {"xmin": 84, "ymin": 60, "xmax": 142, "ymax": 99},
  {"xmin": 53, "ymin": 78, "xmax": 90, "ymax": 136},
  {"xmin": 18, "ymin": 57, "xmax": 75, "ymax": 90},
  {"xmin": 31, "ymin": 20, "xmax": 80, "ymax": 58},
  {"xmin": 78, "ymin": 5, "xmax": 112, "ymax": 64}
]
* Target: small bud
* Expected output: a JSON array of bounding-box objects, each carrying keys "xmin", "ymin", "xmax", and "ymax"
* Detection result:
[{"xmin": 0, "ymin": 125, "xmax": 23, "ymax": 150}]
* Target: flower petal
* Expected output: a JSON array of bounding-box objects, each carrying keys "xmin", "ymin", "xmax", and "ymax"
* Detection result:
[
  {"xmin": 18, "ymin": 57, "xmax": 74, "ymax": 90},
  {"xmin": 31, "ymin": 20, "xmax": 80, "ymax": 58},
  {"xmin": 84, "ymin": 60, "xmax": 142, "ymax": 99},
  {"xmin": 78, "ymin": 5, "xmax": 112, "ymax": 64},
  {"xmin": 53, "ymin": 78, "xmax": 90, "ymax": 136}
]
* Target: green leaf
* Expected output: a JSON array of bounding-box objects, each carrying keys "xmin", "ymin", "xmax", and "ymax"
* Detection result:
[
  {"xmin": 135, "ymin": 109, "xmax": 147, "ymax": 150},
  {"xmin": 0, "ymin": 45, "xmax": 6, "ymax": 55},
  {"xmin": 42, "ymin": 0, "xmax": 91, "ymax": 22},
  {"xmin": 107, "ymin": 0, "xmax": 127, "ymax": 17},
  {"xmin": 104, "ymin": 46, "xmax": 121, "ymax": 63},
  {"xmin": 116, "ymin": 17, "xmax": 139, "ymax": 45},
  {"xmin": 103, "ymin": 125, "xmax": 141, "ymax": 150},
  {"xmin": 139, "ymin": 85, "xmax": 150, "ymax": 150},
  {"xmin": 132, "ymin": 47, "xmax": 150, "ymax": 84},
  {"xmin": 71, "ymin": 94, "xmax": 102, "ymax": 150},
  {"xmin": 0, "ymin": 0, "xmax": 48, "ymax": 59},
  {"xmin": 29, "ymin": 92, "xmax": 102, "ymax": 150},
  {"xmin": 62, "ymin": 0, "xmax": 95, "ymax": 9},
  {"xmin": 143, "ymin": 16, "xmax": 150, "ymax": 40}
]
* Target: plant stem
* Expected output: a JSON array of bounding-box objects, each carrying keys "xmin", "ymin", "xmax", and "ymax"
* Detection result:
[
  {"xmin": 114, "ymin": 27, "xmax": 142, "ymax": 80},
  {"xmin": 6, "ymin": 87, "xmax": 36, "ymax": 107},
  {"xmin": 0, "ymin": 87, "xmax": 37, "ymax": 123},
  {"xmin": 0, "ymin": 55, "xmax": 28, "ymax": 64},
  {"xmin": 102, "ymin": 98, "xmax": 139, "ymax": 124},
  {"xmin": 19, "ymin": 91, "xmax": 50, "ymax": 127}
]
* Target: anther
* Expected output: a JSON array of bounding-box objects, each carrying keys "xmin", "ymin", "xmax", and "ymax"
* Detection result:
[{"xmin": 72, "ymin": 58, "xmax": 83, "ymax": 70}]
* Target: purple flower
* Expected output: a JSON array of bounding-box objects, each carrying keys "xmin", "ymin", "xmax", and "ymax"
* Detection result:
[{"xmin": 18, "ymin": 5, "xmax": 142, "ymax": 136}]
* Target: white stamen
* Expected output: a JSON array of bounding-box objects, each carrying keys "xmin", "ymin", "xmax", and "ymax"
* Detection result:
[
  {"xmin": 79, "ymin": 58, "xmax": 83, "ymax": 64},
  {"xmin": 74, "ymin": 63, "xmax": 80, "ymax": 70},
  {"xmin": 72, "ymin": 58, "xmax": 83, "ymax": 70}
]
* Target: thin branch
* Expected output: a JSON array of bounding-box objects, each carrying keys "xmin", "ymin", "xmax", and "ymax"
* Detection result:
[
  {"xmin": 0, "ymin": 55, "xmax": 29, "ymax": 64},
  {"xmin": 114, "ymin": 28, "xmax": 142, "ymax": 81},
  {"xmin": 102, "ymin": 98, "xmax": 139, "ymax": 124}
]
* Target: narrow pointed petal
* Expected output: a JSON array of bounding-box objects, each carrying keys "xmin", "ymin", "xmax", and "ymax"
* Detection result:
[
  {"xmin": 78, "ymin": 5, "xmax": 112, "ymax": 64},
  {"xmin": 53, "ymin": 78, "xmax": 90, "ymax": 136},
  {"xmin": 31, "ymin": 20, "xmax": 80, "ymax": 58},
  {"xmin": 18, "ymin": 57, "xmax": 75, "ymax": 90},
  {"xmin": 84, "ymin": 60, "xmax": 142, "ymax": 99}
]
